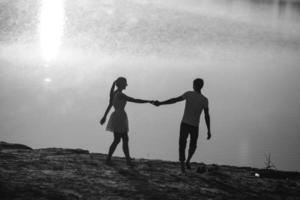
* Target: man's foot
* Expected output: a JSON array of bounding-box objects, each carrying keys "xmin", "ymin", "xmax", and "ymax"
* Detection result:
[
  {"xmin": 196, "ymin": 165, "xmax": 206, "ymax": 174},
  {"xmin": 180, "ymin": 162, "xmax": 186, "ymax": 173},
  {"xmin": 186, "ymin": 161, "xmax": 191, "ymax": 170},
  {"xmin": 126, "ymin": 158, "xmax": 135, "ymax": 167},
  {"xmin": 105, "ymin": 159, "xmax": 115, "ymax": 166}
]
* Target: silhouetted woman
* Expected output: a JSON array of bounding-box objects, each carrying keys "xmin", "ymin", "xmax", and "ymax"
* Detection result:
[{"xmin": 100, "ymin": 77, "xmax": 152, "ymax": 166}]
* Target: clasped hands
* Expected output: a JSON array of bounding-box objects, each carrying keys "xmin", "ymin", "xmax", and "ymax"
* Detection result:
[{"xmin": 149, "ymin": 100, "xmax": 161, "ymax": 106}]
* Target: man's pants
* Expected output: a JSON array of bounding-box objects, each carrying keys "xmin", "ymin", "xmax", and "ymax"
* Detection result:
[{"xmin": 179, "ymin": 122, "xmax": 199, "ymax": 162}]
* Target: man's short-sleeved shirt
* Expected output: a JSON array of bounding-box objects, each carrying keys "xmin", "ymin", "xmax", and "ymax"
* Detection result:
[{"xmin": 181, "ymin": 91, "xmax": 208, "ymax": 127}]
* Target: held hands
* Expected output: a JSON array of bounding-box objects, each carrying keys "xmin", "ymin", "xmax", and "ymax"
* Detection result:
[{"xmin": 150, "ymin": 100, "xmax": 161, "ymax": 106}]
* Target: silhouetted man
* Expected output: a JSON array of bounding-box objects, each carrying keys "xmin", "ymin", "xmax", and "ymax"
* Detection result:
[{"xmin": 154, "ymin": 78, "xmax": 211, "ymax": 172}]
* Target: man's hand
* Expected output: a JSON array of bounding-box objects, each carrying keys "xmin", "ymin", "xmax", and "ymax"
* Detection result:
[
  {"xmin": 100, "ymin": 117, "xmax": 106, "ymax": 125},
  {"xmin": 207, "ymin": 130, "xmax": 211, "ymax": 140}
]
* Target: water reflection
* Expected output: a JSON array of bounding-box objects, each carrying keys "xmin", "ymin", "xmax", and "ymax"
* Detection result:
[
  {"xmin": 277, "ymin": 0, "xmax": 300, "ymax": 20},
  {"xmin": 168, "ymin": 0, "xmax": 300, "ymax": 25},
  {"xmin": 39, "ymin": 0, "xmax": 65, "ymax": 62}
]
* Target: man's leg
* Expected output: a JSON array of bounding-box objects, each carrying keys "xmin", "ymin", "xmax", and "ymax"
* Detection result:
[
  {"xmin": 186, "ymin": 125, "xmax": 199, "ymax": 169},
  {"xmin": 179, "ymin": 123, "xmax": 189, "ymax": 172}
]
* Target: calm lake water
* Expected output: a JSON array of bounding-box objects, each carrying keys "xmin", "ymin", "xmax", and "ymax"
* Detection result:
[{"xmin": 1, "ymin": 0, "xmax": 300, "ymax": 171}]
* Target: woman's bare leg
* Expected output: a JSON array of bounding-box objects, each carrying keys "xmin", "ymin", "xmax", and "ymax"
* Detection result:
[
  {"xmin": 107, "ymin": 132, "xmax": 121, "ymax": 163},
  {"xmin": 121, "ymin": 132, "xmax": 132, "ymax": 165}
]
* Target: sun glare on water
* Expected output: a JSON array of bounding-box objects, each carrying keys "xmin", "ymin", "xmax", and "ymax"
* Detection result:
[{"xmin": 39, "ymin": 0, "xmax": 65, "ymax": 62}]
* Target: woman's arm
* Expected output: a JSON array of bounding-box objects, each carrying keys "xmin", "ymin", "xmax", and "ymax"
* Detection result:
[
  {"xmin": 121, "ymin": 93, "xmax": 151, "ymax": 104},
  {"xmin": 100, "ymin": 103, "xmax": 113, "ymax": 125}
]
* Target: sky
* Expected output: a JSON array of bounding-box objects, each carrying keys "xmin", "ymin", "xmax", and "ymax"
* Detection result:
[{"xmin": 0, "ymin": 0, "xmax": 300, "ymax": 171}]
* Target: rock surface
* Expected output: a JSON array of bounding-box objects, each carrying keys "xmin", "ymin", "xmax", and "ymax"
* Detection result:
[{"xmin": 1, "ymin": 142, "xmax": 300, "ymax": 200}]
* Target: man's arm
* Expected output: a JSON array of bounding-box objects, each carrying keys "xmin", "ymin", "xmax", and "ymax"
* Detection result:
[
  {"xmin": 158, "ymin": 96, "xmax": 184, "ymax": 106},
  {"xmin": 204, "ymin": 107, "xmax": 211, "ymax": 140}
]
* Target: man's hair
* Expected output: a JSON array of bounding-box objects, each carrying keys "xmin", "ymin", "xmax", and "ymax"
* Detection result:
[{"xmin": 193, "ymin": 78, "xmax": 204, "ymax": 90}]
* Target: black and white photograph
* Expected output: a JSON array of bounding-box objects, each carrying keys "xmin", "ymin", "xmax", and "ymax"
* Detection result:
[{"xmin": 1, "ymin": 0, "xmax": 300, "ymax": 199}]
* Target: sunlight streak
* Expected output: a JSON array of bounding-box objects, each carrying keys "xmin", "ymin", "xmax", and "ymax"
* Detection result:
[
  {"xmin": 44, "ymin": 78, "xmax": 52, "ymax": 83},
  {"xmin": 39, "ymin": 0, "xmax": 65, "ymax": 62}
]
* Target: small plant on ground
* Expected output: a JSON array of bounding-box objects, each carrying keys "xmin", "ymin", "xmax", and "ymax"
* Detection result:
[{"xmin": 264, "ymin": 153, "xmax": 276, "ymax": 170}]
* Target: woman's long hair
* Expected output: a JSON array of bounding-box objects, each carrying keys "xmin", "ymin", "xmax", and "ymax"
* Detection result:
[
  {"xmin": 109, "ymin": 81, "xmax": 116, "ymax": 104},
  {"xmin": 109, "ymin": 77, "xmax": 126, "ymax": 104}
]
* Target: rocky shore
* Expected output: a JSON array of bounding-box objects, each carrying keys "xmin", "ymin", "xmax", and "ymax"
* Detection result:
[{"xmin": 1, "ymin": 141, "xmax": 300, "ymax": 200}]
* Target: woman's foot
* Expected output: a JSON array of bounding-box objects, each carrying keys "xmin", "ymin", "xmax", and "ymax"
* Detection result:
[
  {"xmin": 186, "ymin": 161, "xmax": 191, "ymax": 170},
  {"xmin": 180, "ymin": 162, "xmax": 186, "ymax": 173},
  {"xmin": 126, "ymin": 158, "xmax": 135, "ymax": 167}
]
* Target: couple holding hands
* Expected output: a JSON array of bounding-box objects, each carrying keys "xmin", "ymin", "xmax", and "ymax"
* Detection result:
[{"xmin": 100, "ymin": 77, "xmax": 211, "ymax": 172}]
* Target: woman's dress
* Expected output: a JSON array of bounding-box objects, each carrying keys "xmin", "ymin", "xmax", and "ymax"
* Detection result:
[{"xmin": 106, "ymin": 91, "xmax": 129, "ymax": 133}]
